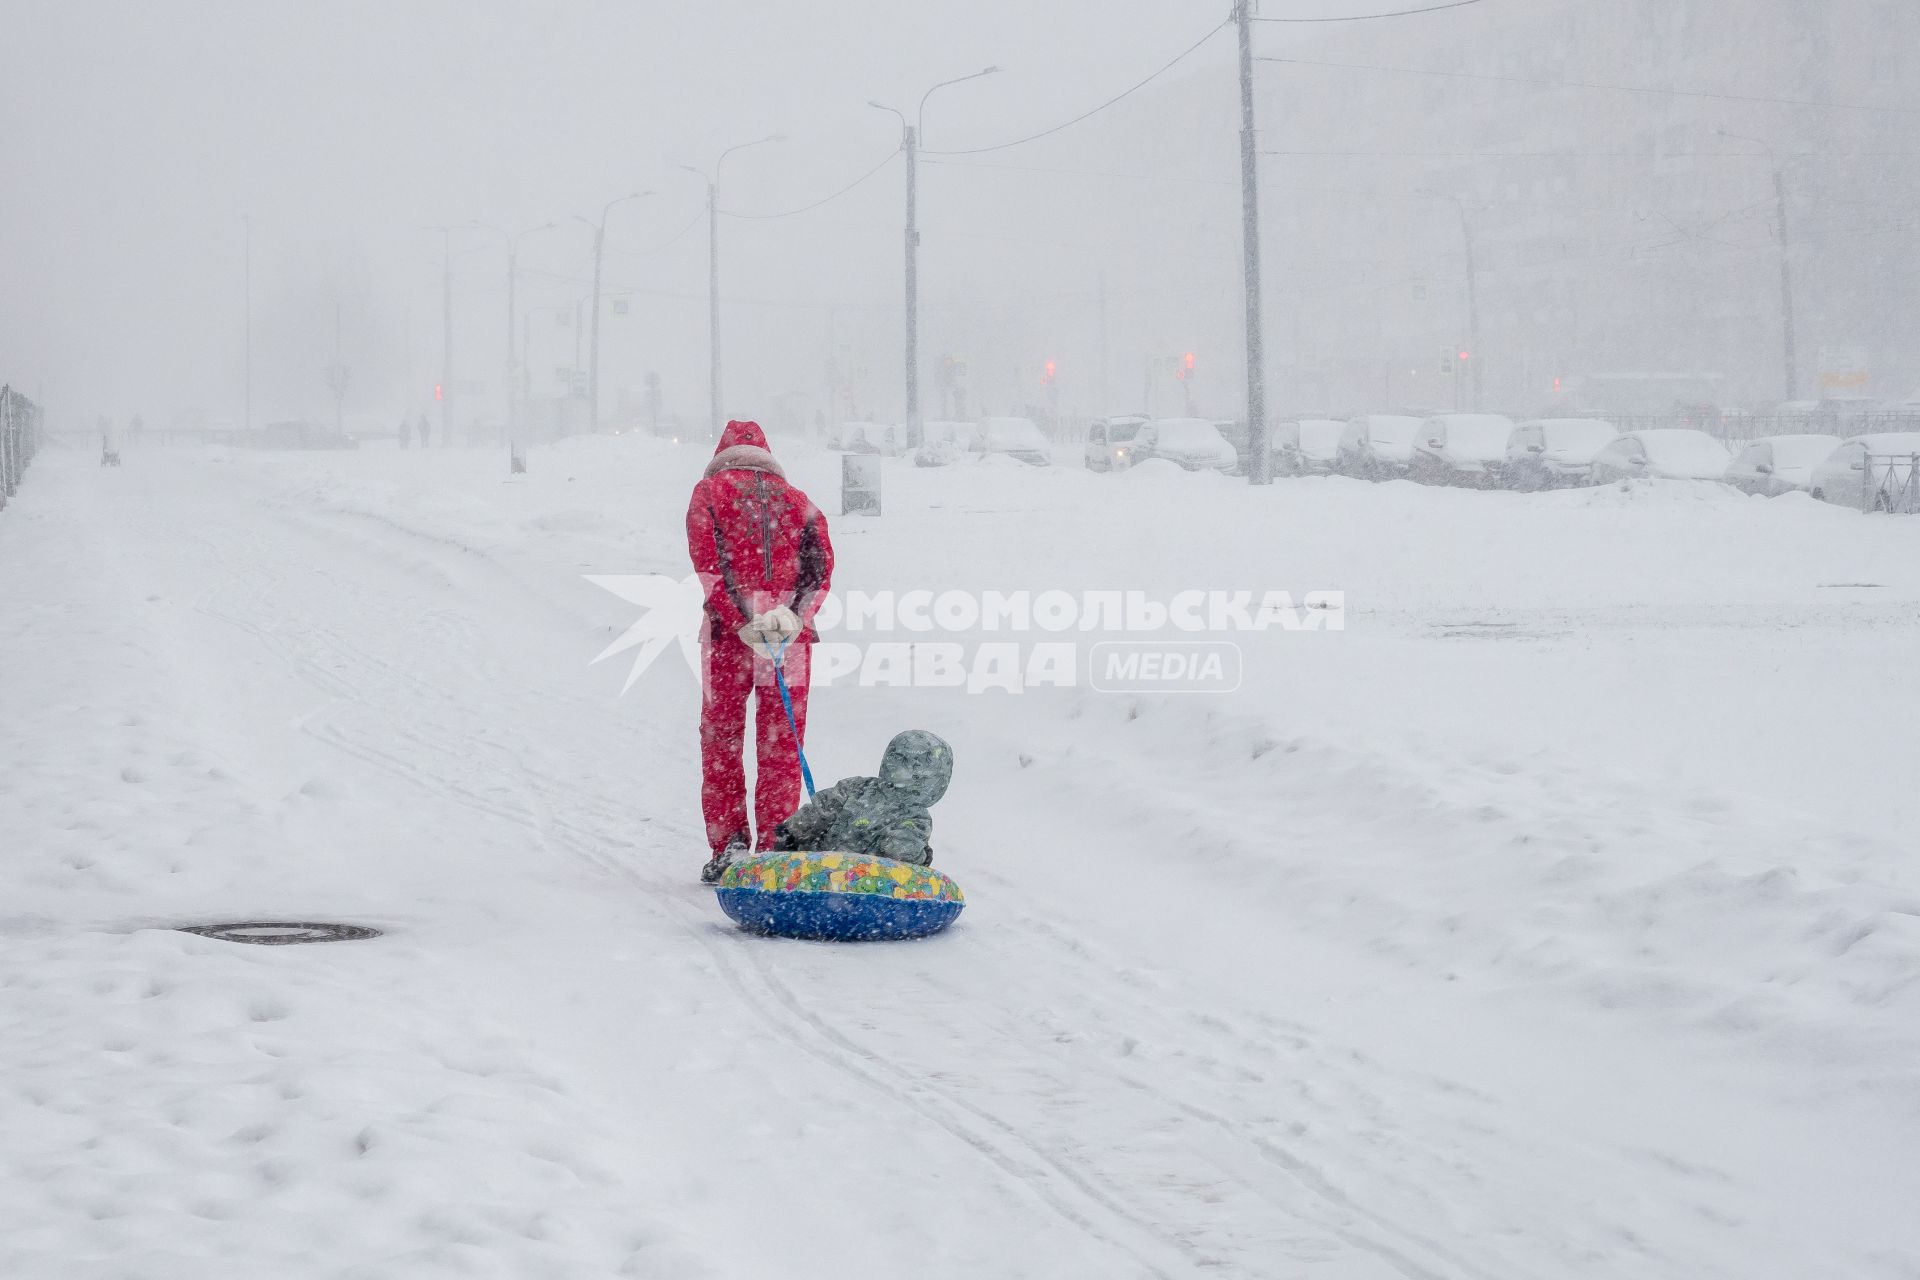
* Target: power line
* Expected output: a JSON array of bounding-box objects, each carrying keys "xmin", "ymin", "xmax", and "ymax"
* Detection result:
[
  {"xmin": 1254, "ymin": 0, "xmax": 1486, "ymax": 21},
  {"xmin": 923, "ymin": 17, "xmax": 1231, "ymax": 157},
  {"xmin": 719, "ymin": 151, "xmax": 899, "ymax": 221},
  {"xmin": 1255, "ymin": 55, "xmax": 1920, "ymax": 115}
]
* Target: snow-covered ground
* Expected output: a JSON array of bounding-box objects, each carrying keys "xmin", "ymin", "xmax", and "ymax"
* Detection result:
[{"xmin": 3, "ymin": 433, "xmax": 1917, "ymax": 1278}]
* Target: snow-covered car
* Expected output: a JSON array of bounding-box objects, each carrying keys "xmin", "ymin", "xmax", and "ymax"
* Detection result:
[
  {"xmin": 1808, "ymin": 432, "xmax": 1920, "ymax": 510},
  {"xmin": 1504, "ymin": 418, "xmax": 1619, "ymax": 490},
  {"xmin": 1409, "ymin": 414, "xmax": 1516, "ymax": 487},
  {"xmin": 832, "ymin": 422, "xmax": 903, "ymax": 455},
  {"xmin": 1132, "ymin": 418, "xmax": 1237, "ymax": 473},
  {"xmin": 913, "ymin": 420, "xmax": 973, "ymax": 467},
  {"xmin": 1336, "ymin": 415, "xmax": 1425, "ymax": 480},
  {"xmin": 971, "ymin": 416, "xmax": 1051, "ymax": 466},
  {"xmin": 1085, "ymin": 416, "xmax": 1149, "ymax": 472},
  {"xmin": 1724, "ymin": 435, "xmax": 1844, "ymax": 497},
  {"xmin": 1274, "ymin": 419, "xmax": 1346, "ymax": 477},
  {"xmin": 1588, "ymin": 429, "xmax": 1733, "ymax": 484}
]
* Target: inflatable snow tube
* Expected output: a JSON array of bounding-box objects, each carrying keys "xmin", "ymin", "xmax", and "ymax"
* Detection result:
[{"xmin": 715, "ymin": 852, "xmax": 965, "ymax": 941}]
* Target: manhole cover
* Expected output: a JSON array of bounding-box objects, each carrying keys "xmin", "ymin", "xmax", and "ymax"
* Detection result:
[{"xmin": 179, "ymin": 921, "xmax": 382, "ymax": 945}]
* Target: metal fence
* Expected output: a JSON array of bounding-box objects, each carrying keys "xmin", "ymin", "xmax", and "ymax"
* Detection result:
[
  {"xmin": 1, "ymin": 385, "xmax": 44, "ymax": 513},
  {"xmin": 1867, "ymin": 453, "xmax": 1920, "ymax": 514}
]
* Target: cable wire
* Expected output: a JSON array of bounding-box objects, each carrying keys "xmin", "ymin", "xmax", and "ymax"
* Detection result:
[
  {"xmin": 923, "ymin": 17, "xmax": 1231, "ymax": 157},
  {"xmin": 1256, "ymin": 54, "xmax": 1920, "ymax": 115},
  {"xmin": 1254, "ymin": 0, "xmax": 1486, "ymax": 20},
  {"xmin": 719, "ymin": 151, "xmax": 900, "ymax": 221}
]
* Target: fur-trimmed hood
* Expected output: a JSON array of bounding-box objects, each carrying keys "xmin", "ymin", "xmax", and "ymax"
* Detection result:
[{"xmin": 704, "ymin": 444, "xmax": 785, "ymax": 480}]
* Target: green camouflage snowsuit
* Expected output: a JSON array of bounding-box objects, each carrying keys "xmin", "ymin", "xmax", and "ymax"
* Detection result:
[{"xmin": 773, "ymin": 731, "xmax": 953, "ymax": 866}]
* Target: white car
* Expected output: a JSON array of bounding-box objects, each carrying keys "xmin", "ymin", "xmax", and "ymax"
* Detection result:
[
  {"xmin": 972, "ymin": 416, "xmax": 1051, "ymax": 466},
  {"xmin": 1808, "ymin": 432, "xmax": 1920, "ymax": 511},
  {"xmin": 832, "ymin": 422, "xmax": 903, "ymax": 455},
  {"xmin": 914, "ymin": 420, "xmax": 973, "ymax": 467},
  {"xmin": 1724, "ymin": 434, "xmax": 1843, "ymax": 497},
  {"xmin": 1588, "ymin": 429, "xmax": 1732, "ymax": 483},
  {"xmin": 1133, "ymin": 418, "xmax": 1237, "ymax": 473},
  {"xmin": 1274, "ymin": 419, "xmax": 1346, "ymax": 476},
  {"xmin": 1409, "ymin": 414, "xmax": 1516, "ymax": 487},
  {"xmin": 1085, "ymin": 416, "xmax": 1149, "ymax": 472},
  {"xmin": 1504, "ymin": 418, "xmax": 1619, "ymax": 490},
  {"xmin": 1336, "ymin": 414, "xmax": 1423, "ymax": 480}
]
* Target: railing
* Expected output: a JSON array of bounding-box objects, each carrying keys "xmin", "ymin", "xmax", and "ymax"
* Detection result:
[
  {"xmin": 1, "ymin": 385, "xmax": 45, "ymax": 513},
  {"xmin": 1866, "ymin": 453, "xmax": 1920, "ymax": 514}
]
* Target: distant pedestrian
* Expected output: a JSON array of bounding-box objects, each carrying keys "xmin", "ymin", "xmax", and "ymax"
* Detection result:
[{"xmin": 416, "ymin": 415, "xmax": 431, "ymax": 448}]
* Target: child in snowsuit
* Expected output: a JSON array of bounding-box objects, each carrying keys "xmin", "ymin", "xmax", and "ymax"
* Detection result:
[{"xmin": 773, "ymin": 731, "xmax": 952, "ymax": 867}]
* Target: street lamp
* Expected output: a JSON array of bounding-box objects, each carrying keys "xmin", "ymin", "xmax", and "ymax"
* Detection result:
[
  {"xmin": 1718, "ymin": 129, "xmax": 1800, "ymax": 402},
  {"xmin": 470, "ymin": 221, "xmax": 557, "ymax": 456},
  {"xmin": 573, "ymin": 191, "xmax": 653, "ymax": 433},
  {"xmin": 870, "ymin": 66, "xmax": 1000, "ymax": 446},
  {"xmin": 682, "ymin": 134, "xmax": 785, "ymax": 441}
]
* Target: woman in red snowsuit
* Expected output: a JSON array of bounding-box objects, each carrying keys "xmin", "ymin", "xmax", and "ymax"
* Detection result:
[{"xmin": 686, "ymin": 421, "xmax": 834, "ymax": 880}]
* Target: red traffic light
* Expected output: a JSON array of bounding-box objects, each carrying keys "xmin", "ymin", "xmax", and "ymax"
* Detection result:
[
  {"xmin": 1042, "ymin": 359, "xmax": 1057, "ymax": 385},
  {"xmin": 1177, "ymin": 351, "xmax": 1195, "ymax": 381},
  {"xmin": 1457, "ymin": 350, "xmax": 1471, "ymax": 362},
  {"xmin": 433, "ymin": 383, "xmax": 444, "ymax": 401}
]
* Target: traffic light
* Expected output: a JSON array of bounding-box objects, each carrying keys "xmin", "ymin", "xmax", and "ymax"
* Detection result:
[
  {"xmin": 434, "ymin": 383, "xmax": 444, "ymax": 401},
  {"xmin": 1457, "ymin": 350, "xmax": 1471, "ymax": 363},
  {"xmin": 1042, "ymin": 359, "xmax": 1057, "ymax": 385},
  {"xmin": 1178, "ymin": 351, "xmax": 1196, "ymax": 381}
]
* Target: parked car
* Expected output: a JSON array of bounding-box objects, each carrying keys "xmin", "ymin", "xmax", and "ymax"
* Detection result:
[
  {"xmin": 1724, "ymin": 434, "xmax": 1844, "ymax": 497},
  {"xmin": 914, "ymin": 420, "xmax": 973, "ymax": 467},
  {"xmin": 1588, "ymin": 429, "xmax": 1732, "ymax": 483},
  {"xmin": 1085, "ymin": 416, "xmax": 1149, "ymax": 472},
  {"xmin": 1132, "ymin": 418, "xmax": 1237, "ymax": 473},
  {"xmin": 1504, "ymin": 418, "xmax": 1619, "ymax": 490},
  {"xmin": 972, "ymin": 416, "xmax": 1051, "ymax": 466},
  {"xmin": 1336, "ymin": 414, "xmax": 1425, "ymax": 480},
  {"xmin": 1274, "ymin": 419, "xmax": 1346, "ymax": 476},
  {"xmin": 1808, "ymin": 432, "xmax": 1920, "ymax": 511},
  {"xmin": 1409, "ymin": 414, "xmax": 1516, "ymax": 487},
  {"xmin": 832, "ymin": 422, "xmax": 903, "ymax": 454}
]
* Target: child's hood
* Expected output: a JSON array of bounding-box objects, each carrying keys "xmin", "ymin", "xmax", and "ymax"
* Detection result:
[{"xmin": 878, "ymin": 730, "xmax": 953, "ymax": 806}]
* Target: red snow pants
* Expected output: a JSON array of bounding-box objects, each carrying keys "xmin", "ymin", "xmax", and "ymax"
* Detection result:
[{"xmin": 700, "ymin": 633, "xmax": 811, "ymax": 855}]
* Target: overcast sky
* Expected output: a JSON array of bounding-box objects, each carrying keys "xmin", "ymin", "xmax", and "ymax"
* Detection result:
[{"xmin": 9, "ymin": 1, "xmax": 1391, "ymax": 426}]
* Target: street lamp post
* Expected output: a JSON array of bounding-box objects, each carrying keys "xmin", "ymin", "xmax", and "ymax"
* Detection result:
[
  {"xmin": 574, "ymin": 191, "xmax": 652, "ymax": 434},
  {"xmin": 471, "ymin": 221, "xmax": 557, "ymax": 455},
  {"xmin": 1720, "ymin": 130, "xmax": 1800, "ymax": 401},
  {"xmin": 871, "ymin": 66, "xmax": 999, "ymax": 448},
  {"xmin": 682, "ymin": 135, "xmax": 784, "ymax": 441}
]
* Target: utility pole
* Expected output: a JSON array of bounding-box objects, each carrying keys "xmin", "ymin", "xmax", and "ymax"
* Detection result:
[
  {"xmin": 904, "ymin": 121, "xmax": 920, "ymax": 445},
  {"xmin": 1457, "ymin": 200, "xmax": 1483, "ymax": 410},
  {"xmin": 243, "ymin": 215, "xmax": 252, "ymax": 436},
  {"xmin": 439, "ymin": 226, "xmax": 453, "ymax": 448},
  {"xmin": 872, "ymin": 67, "xmax": 999, "ymax": 448},
  {"xmin": 472, "ymin": 222, "xmax": 556, "ymax": 455},
  {"xmin": 683, "ymin": 138, "xmax": 782, "ymax": 442},
  {"xmin": 1719, "ymin": 131, "xmax": 1799, "ymax": 401},
  {"xmin": 1771, "ymin": 165, "xmax": 1799, "ymax": 401},
  {"xmin": 1236, "ymin": 0, "xmax": 1271, "ymax": 484},
  {"xmin": 576, "ymin": 192, "xmax": 651, "ymax": 435},
  {"xmin": 706, "ymin": 182, "xmax": 720, "ymax": 437},
  {"xmin": 1097, "ymin": 269, "xmax": 1110, "ymax": 415}
]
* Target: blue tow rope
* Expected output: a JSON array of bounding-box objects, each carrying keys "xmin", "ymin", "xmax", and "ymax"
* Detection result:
[{"xmin": 771, "ymin": 638, "xmax": 816, "ymax": 800}]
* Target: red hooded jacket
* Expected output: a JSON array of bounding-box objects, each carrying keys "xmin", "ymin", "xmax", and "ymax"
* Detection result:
[{"xmin": 686, "ymin": 420, "xmax": 834, "ymax": 640}]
